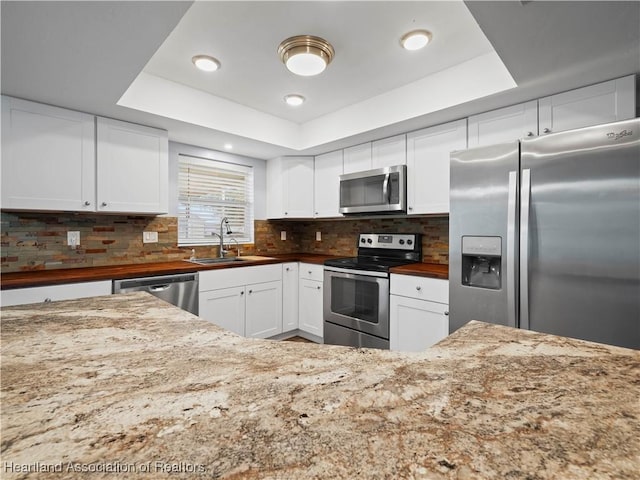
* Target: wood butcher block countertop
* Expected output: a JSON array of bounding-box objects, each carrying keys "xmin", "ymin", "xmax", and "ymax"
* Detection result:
[
  {"xmin": 1, "ymin": 254, "xmax": 447, "ymax": 290},
  {"xmin": 2, "ymin": 293, "xmax": 638, "ymax": 479}
]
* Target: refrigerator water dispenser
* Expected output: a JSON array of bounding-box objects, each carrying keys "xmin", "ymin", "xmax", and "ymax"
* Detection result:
[{"xmin": 461, "ymin": 236, "xmax": 502, "ymax": 290}]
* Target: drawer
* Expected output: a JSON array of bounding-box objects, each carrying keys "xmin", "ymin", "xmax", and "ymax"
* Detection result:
[
  {"xmin": 200, "ymin": 264, "xmax": 282, "ymax": 291},
  {"xmin": 299, "ymin": 263, "xmax": 324, "ymax": 281},
  {"xmin": 1, "ymin": 281, "xmax": 112, "ymax": 307},
  {"xmin": 390, "ymin": 274, "xmax": 448, "ymax": 304}
]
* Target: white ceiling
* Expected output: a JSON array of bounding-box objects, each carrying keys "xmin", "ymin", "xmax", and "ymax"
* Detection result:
[{"xmin": 2, "ymin": 1, "xmax": 639, "ymax": 160}]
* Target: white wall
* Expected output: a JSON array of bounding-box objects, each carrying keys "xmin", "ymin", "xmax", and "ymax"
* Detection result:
[{"xmin": 168, "ymin": 141, "xmax": 267, "ymax": 220}]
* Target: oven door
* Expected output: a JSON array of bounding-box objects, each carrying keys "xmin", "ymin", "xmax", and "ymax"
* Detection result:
[{"xmin": 323, "ymin": 267, "xmax": 389, "ymax": 339}]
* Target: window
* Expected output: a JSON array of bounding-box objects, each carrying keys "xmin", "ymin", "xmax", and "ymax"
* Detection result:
[{"xmin": 178, "ymin": 154, "xmax": 254, "ymax": 246}]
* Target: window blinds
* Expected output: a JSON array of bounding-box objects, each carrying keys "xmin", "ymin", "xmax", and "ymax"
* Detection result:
[{"xmin": 178, "ymin": 154, "xmax": 254, "ymax": 245}]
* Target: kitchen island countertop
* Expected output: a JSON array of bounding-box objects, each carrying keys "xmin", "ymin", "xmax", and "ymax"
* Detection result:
[{"xmin": 1, "ymin": 293, "xmax": 638, "ymax": 479}]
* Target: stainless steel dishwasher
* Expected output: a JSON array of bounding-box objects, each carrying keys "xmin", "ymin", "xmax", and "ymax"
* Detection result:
[{"xmin": 113, "ymin": 273, "xmax": 199, "ymax": 315}]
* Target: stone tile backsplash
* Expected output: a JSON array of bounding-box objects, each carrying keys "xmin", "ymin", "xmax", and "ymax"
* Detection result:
[{"xmin": 1, "ymin": 212, "xmax": 448, "ymax": 272}]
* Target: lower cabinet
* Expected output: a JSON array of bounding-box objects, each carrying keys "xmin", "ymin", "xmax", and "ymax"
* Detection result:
[
  {"xmin": 282, "ymin": 263, "xmax": 299, "ymax": 331},
  {"xmin": 1, "ymin": 280, "xmax": 112, "ymax": 307},
  {"xmin": 199, "ymin": 265, "xmax": 283, "ymax": 339},
  {"xmin": 298, "ymin": 263, "xmax": 324, "ymax": 338},
  {"xmin": 389, "ymin": 274, "xmax": 449, "ymax": 352}
]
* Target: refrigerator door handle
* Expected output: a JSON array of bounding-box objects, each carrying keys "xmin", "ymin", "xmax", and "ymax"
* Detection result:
[
  {"xmin": 520, "ymin": 168, "xmax": 531, "ymax": 330},
  {"xmin": 506, "ymin": 171, "xmax": 518, "ymax": 328}
]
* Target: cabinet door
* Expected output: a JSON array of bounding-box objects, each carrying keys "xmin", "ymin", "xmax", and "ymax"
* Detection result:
[
  {"xmin": 406, "ymin": 119, "xmax": 467, "ymax": 214},
  {"xmin": 342, "ymin": 143, "xmax": 372, "ymax": 174},
  {"xmin": 1, "ymin": 96, "xmax": 95, "ymax": 212},
  {"xmin": 390, "ymin": 295, "xmax": 449, "ymax": 352},
  {"xmin": 245, "ymin": 280, "xmax": 282, "ymax": 338},
  {"xmin": 199, "ymin": 286, "xmax": 245, "ymax": 336},
  {"xmin": 299, "ymin": 279, "xmax": 323, "ymax": 337},
  {"xmin": 282, "ymin": 263, "xmax": 299, "ymax": 331},
  {"xmin": 96, "ymin": 117, "xmax": 168, "ymax": 214},
  {"xmin": 1, "ymin": 281, "xmax": 112, "ymax": 307},
  {"xmin": 314, "ymin": 150, "xmax": 343, "ymax": 218},
  {"xmin": 372, "ymin": 134, "xmax": 406, "ymax": 169},
  {"xmin": 468, "ymin": 101, "xmax": 538, "ymax": 147},
  {"xmin": 538, "ymin": 75, "xmax": 635, "ymax": 135},
  {"xmin": 281, "ymin": 156, "xmax": 314, "ymax": 218}
]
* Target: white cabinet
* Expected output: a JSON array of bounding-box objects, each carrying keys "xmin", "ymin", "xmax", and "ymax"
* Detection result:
[
  {"xmin": 372, "ymin": 134, "xmax": 406, "ymax": 168},
  {"xmin": 96, "ymin": 117, "xmax": 168, "ymax": 214},
  {"xmin": 313, "ymin": 150, "xmax": 343, "ymax": 218},
  {"xmin": 267, "ymin": 156, "xmax": 314, "ymax": 218},
  {"xmin": 298, "ymin": 263, "xmax": 324, "ymax": 337},
  {"xmin": 342, "ymin": 142, "xmax": 372, "ymax": 174},
  {"xmin": 468, "ymin": 101, "xmax": 538, "ymax": 147},
  {"xmin": 0, "ymin": 96, "xmax": 169, "ymax": 214},
  {"xmin": 199, "ymin": 286, "xmax": 246, "ymax": 336},
  {"xmin": 199, "ymin": 265, "xmax": 283, "ymax": 339},
  {"xmin": 390, "ymin": 274, "xmax": 449, "ymax": 352},
  {"xmin": 1, "ymin": 281, "xmax": 112, "ymax": 307},
  {"xmin": 406, "ymin": 119, "xmax": 467, "ymax": 215},
  {"xmin": 1, "ymin": 96, "xmax": 96, "ymax": 212},
  {"xmin": 282, "ymin": 263, "xmax": 299, "ymax": 332},
  {"xmin": 538, "ymin": 75, "xmax": 635, "ymax": 135}
]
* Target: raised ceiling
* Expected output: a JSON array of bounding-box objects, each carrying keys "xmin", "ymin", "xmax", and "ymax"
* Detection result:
[{"xmin": 2, "ymin": 1, "xmax": 639, "ymax": 160}]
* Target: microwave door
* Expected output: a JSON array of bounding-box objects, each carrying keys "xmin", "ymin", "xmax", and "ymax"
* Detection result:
[{"xmin": 339, "ymin": 165, "xmax": 407, "ymax": 214}]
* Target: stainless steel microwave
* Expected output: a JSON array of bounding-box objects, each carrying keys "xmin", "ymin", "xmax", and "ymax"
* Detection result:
[{"xmin": 339, "ymin": 164, "xmax": 407, "ymax": 215}]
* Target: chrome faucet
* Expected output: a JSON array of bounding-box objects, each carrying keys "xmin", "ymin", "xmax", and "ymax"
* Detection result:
[{"xmin": 213, "ymin": 217, "xmax": 233, "ymax": 258}]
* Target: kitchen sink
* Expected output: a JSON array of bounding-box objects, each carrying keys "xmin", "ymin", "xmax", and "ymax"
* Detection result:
[{"xmin": 186, "ymin": 257, "xmax": 248, "ymax": 265}]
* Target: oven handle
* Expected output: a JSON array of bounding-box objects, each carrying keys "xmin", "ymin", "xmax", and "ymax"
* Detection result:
[{"xmin": 324, "ymin": 266, "xmax": 389, "ymax": 278}]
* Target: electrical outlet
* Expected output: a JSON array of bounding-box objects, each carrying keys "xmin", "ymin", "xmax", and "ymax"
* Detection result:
[
  {"xmin": 280, "ymin": 231, "xmax": 287, "ymax": 241},
  {"xmin": 143, "ymin": 231, "xmax": 158, "ymax": 243},
  {"xmin": 316, "ymin": 231, "xmax": 322, "ymax": 241},
  {"xmin": 67, "ymin": 231, "xmax": 80, "ymax": 249}
]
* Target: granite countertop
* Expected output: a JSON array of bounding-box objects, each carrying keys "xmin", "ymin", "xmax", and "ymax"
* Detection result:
[
  {"xmin": 1, "ymin": 254, "xmax": 448, "ymax": 290},
  {"xmin": 2, "ymin": 293, "xmax": 638, "ymax": 479}
]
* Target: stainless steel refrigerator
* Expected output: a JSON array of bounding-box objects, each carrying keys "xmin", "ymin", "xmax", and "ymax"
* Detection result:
[{"xmin": 449, "ymin": 118, "xmax": 640, "ymax": 349}]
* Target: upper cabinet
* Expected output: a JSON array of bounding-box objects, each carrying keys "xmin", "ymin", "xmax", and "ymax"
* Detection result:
[
  {"xmin": 406, "ymin": 119, "xmax": 467, "ymax": 215},
  {"xmin": 1, "ymin": 96, "xmax": 169, "ymax": 215},
  {"xmin": 266, "ymin": 156, "xmax": 314, "ymax": 218},
  {"xmin": 1, "ymin": 96, "xmax": 96, "ymax": 212},
  {"xmin": 313, "ymin": 150, "xmax": 343, "ymax": 218},
  {"xmin": 468, "ymin": 101, "xmax": 538, "ymax": 148},
  {"xmin": 538, "ymin": 75, "xmax": 636, "ymax": 135},
  {"xmin": 371, "ymin": 134, "xmax": 406, "ymax": 169},
  {"xmin": 96, "ymin": 117, "xmax": 168, "ymax": 214},
  {"xmin": 342, "ymin": 142, "xmax": 372, "ymax": 174}
]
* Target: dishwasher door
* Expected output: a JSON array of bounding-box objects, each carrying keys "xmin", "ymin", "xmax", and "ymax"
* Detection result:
[{"xmin": 113, "ymin": 273, "xmax": 199, "ymax": 315}]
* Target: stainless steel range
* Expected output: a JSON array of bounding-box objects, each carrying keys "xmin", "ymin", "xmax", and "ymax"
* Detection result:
[{"xmin": 323, "ymin": 233, "xmax": 422, "ymax": 349}]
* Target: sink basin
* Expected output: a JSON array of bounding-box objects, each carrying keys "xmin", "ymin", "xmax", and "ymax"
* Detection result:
[{"xmin": 186, "ymin": 257, "xmax": 248, "ymax": 265}]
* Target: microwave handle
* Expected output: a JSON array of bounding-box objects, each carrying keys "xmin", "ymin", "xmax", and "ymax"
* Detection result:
[{"xmin": 382, "ymin": 173, "xmax": 390, "ymax": 203}]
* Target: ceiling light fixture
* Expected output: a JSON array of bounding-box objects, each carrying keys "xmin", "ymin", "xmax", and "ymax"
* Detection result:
[
  {"xmin": 284, "ymin": 94, "xmax": 305, "ymax": 106},
  {"xmin": 192, "ymin": 55, "xmax": 220, "ymax": 72},
  {"xmin": 224, "ymin": 143, "xmax": 233, "ymax": 150},
  {"xmin": 278, "ymin": 35, "xmax": 335, "ymax": 76},
  {"xmin": 400, "ymin": 30, "xmax": 432, "ymax": 51}
]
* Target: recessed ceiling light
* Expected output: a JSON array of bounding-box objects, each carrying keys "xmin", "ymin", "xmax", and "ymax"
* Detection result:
[
  {"xmin": 192, "ymin": 55, "xmax": 220, "ymax": 72},
  {"xmin": 284, "ymin": 94, "xmax": 305, "ymax": 106},
  {"xmin": 400, "ymin": 30, "xmax": 432, "ymax": 51},
  {"xmin": 278, "ymin": 35, "xmax": 335, "ymax": 76},
  {"xmin": 224, "ymin": 143, "xmax": 233, "ymax": 150}
]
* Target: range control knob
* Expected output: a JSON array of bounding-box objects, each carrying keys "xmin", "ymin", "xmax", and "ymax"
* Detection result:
[
  {"xmin": 407, "ymin": 239, "xmax": 413, "ymax": 245},
  {"xmin": 361, "ymin": 238, "xmax": 366, "ymax": 243},
  {"xmin": 367, "ymin": 238, "xmax": 373, "ymax": 244},
  {"xmin": 399, "ymin": 239, "xmax": 405, "ymax": 245}
]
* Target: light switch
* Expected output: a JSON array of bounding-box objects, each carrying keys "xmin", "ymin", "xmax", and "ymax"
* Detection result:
[
  {"xmin": 67, "ymin": 231, "xmax": 80, "ymax": 249},
  {"xmin": 316, "ymin": 231, "xmax": 322, "ymax": 241},
  {"xmin": 281, "ymin": 231, "xmax": 287, "ymax": 241},
  {"xmin": 143, "ymin": 231, "xmax": 158, "ymax": 243}
]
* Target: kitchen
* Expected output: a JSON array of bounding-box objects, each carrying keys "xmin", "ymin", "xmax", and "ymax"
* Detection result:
[{"xmin": 1, "ymin": 1, "xmax": 639, "ymax": 478}]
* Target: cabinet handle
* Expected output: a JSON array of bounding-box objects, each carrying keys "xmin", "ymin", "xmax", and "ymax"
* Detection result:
[
  {"xmin": 286, "ymin": 267, "xmax": 290, "ymax": 271},
  {"xmin": 284, "ymin": 212, "xmax": 288, "ymax": 215},
  {"xmin": 84, "ymin": 201, "xmax": 91, "ymax": 206},
  {"xmin": 101, "ymin": 202, "xmax": 107, "ymax": 207},
  {"xmin": 444, "ymin": 311, "xmax": 449, "ymax": 316},
  {"xmin": 408, "ymin": 206, "xmax": 413, "ymax": 211},
  {"xmin": 526, "ymin": 131, "xmax": 534, "ymax": 137},
  {"xmin": 240, "ymin": 291, "xmax": 244, "ymax": 295},
  {"xmin": 317, "ymin": 286, "xmax": 321, "ymax": 290},
  {"xmin": 248, "ymin": 289, "xmax": 253, "ymax": 294},
  {"xmin": 308, "ymin": 271, "xmax": 312, "ymax": 274},
  {"xmin": 44, "ymin": 298, "xmax": 52, "ymax": 303},
  {"xmin": 416, "ymin": 286, "xmax": 422, "ymax": 291},
  {"xmin": 543, "ymin": 128, "xmax": 551, "ymax": 134}
]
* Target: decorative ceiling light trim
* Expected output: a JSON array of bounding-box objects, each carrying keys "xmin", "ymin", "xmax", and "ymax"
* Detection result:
[
  {"xmin": 278, "ymin": 35, "xmax": 335, "ymax": 76},
  {"xmin": 400, "ymin": 30, "xmax": 433, "ymax": 51},
  {"xmin": 284, "ymin": 94, "xmax": 305, "ymax": 106},
  {"xmin": 192, "ymin": 55, "xmax": 220, "ymax": 72}
]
